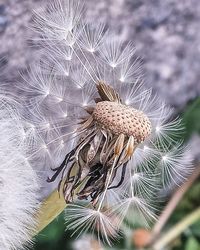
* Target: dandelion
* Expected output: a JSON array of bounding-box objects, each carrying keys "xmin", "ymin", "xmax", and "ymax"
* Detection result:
[
  {"xmin": 14, "ymin": 0, "xmax": 192, "ymax": 245},
  {"xmin": 0, "ymin": 97, "xmax": 39, "ymax": 250}
]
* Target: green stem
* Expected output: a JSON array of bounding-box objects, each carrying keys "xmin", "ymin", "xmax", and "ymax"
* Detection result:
[
  {"xmin": 34, "ymin": 189, "xmax": 66, "ymax": 235},
  {"xmin": 153, "ymin": 207, "xmax": 200, "ymax": 250}
]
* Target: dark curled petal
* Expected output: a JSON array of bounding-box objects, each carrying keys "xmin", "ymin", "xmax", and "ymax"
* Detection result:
[
  {"xmin": 47, "ymin": 157, "xmax": 69, "ymax": 182},
  {"xmin": 77, "ymin": 164, "xmax": 108, "ymax": 202},
  {"xmin": 47, "ymin": 147, "xmax": 76, "ymax": 182}
]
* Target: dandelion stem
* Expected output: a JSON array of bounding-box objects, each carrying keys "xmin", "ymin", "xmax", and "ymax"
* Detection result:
[
  {"xmin": 34, "ymin": 161, "xmax": 83, "ymax": 235},
  {"xmin": 153, "ymin": 207, "xmax": 200, "ymax": 250},
  {"xmin": 34, "ymin": 189, "xmax": 66, "ymax": 235}
]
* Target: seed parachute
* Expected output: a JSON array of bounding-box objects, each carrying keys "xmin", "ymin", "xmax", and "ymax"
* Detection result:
[{"xmin": 10, "ymin": 0, "xmax": 192, "ymax": 244}]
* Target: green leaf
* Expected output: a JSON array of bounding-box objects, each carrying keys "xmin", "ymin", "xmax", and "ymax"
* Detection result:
[
  {"xmin": 185, "ymin": 237, "xmax": 200, "ymax": 250},
  {"xmin": 182, "ymin": 97, "xmax": 200, "ymax": 139},
  {"xmin": 191, "ymin": 220, "xmax": 200, "ymax": 237}
]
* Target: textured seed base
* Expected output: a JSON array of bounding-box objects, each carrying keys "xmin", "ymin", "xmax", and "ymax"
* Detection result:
[{"xmin": 93, "ymin": 101, "xmax": 151, "ymax": 143}]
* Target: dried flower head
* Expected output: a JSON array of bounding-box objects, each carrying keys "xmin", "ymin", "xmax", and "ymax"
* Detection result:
[
  {"xmin": 0, "ymin": 97, "xmax": 39, "ymax": 250},
  {"xmin": 14, "ymin": 0, "xmax": 192, "ymax": 245}
]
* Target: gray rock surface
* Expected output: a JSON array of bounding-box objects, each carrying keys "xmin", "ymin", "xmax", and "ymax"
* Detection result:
[
  {"xmin": 86, "ymin": 0, "xmax": 200, "ymax": 108},
  {"xmin": 0, "ymin": 0, "xmax": 200, "ymax": 109}
]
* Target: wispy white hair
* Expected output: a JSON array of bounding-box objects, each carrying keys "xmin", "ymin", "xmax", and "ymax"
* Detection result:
[
  {"xmin": 9, "ymin": 0, "xmax": 193, "ymax": 245},
  {"xmin": 0, "ymin": 97, "xmax": 39, "ymax": 250}
]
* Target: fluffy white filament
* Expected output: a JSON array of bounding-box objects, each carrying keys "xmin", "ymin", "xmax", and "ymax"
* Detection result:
[
  {"xmin": 9, "ymin": 0, "xmax": 193, "ymax": 245},
  {"xmin": 0, "ymin": 97, "xmax": 39, "ymax": 250}
]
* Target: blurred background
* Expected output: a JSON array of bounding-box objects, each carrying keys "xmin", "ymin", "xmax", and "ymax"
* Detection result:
[{"xmin": 0, "ymin": 0, "xmax": 200, "ymax": 249}]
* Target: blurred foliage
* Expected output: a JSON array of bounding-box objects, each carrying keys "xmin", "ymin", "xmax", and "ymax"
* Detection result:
[
  {"xmin": 34, "ymin": 97, "xmax": 200, "ymax": 250},
  {"xmin": 164, "ymin": 97, "xmax": 200, "ymax": 250},
  {"xmin": 182, "ymin": 97, "xmax": 200, "ymax": 138},
  {"xmin": 170, "ymin": 181, "xmax": 200, "ymax": 250},
  {"xmin": 34, "ymin": 213, "xmax": 74, "ymax": 250}
]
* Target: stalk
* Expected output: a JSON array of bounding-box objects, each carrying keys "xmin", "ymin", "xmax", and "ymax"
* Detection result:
[
  {"xmin": 151, "ymin": 167, "xmax": 200, "ymax": 240},
  {"xmin": 34, "ymin": 189, "xmax": 66, "ymax": 235},
  {"xmin": 153, "ymin": 207, "xmax": 200, "ymax": 250}
]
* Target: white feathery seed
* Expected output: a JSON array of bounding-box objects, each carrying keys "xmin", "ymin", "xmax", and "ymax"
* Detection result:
[
  {"xmin": 0, "ymin": 97, "xmax": 39, "ymax": 250},
  {"xmin": 9, "ymin": 0, "xmax": 193, "ymax": 245}
]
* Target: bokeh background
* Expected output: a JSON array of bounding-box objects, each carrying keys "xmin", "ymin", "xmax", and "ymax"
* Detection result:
[{"xmin": 0, "ymin": 0, "xmax": 200, "ymax": 249}]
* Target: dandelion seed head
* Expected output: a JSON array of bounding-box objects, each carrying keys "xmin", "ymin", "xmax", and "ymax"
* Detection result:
[
  {"xmin": 119, "ymin": 76, "xmax": 125, "ymax": 82},
  {"xmin": 88, "ymin": 47, "xmax": 95, "ymax": 53},
  {"xmin": 156, "ymin": 126, "xmax": 161, "ymax": 132},
  {"xmin": 65, "ymin": 205, "xmax": 121, "ymax": 245},
  {"xmin": 143, "ymin": 145, "xmax": 149, "ymax": 151},
  {"xmin": 13, "ymin": 0, "xmax": 194, "ymax": 245},
  {"xmin": 162, "ymin": 155, "xmax": 168, "ymax": 161}
]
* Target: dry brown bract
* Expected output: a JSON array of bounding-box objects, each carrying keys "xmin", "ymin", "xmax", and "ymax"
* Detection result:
[{"xmin": 47, "ymin": 81, "xmax": 152, "ymax": 206}]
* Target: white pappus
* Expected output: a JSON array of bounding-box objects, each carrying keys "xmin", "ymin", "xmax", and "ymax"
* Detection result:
[
  {"xmin": 13, "ymin": 0, "xmax": 193, "ymax": 245},
  {"xmin": 0, "ymin": 97, "xmax": 39, "ymax": 250}
]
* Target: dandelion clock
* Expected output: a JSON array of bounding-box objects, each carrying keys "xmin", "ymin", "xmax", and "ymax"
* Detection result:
[{"xmin": 8, "ymin": 0, "xmax": 193, "ymax": 245}]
